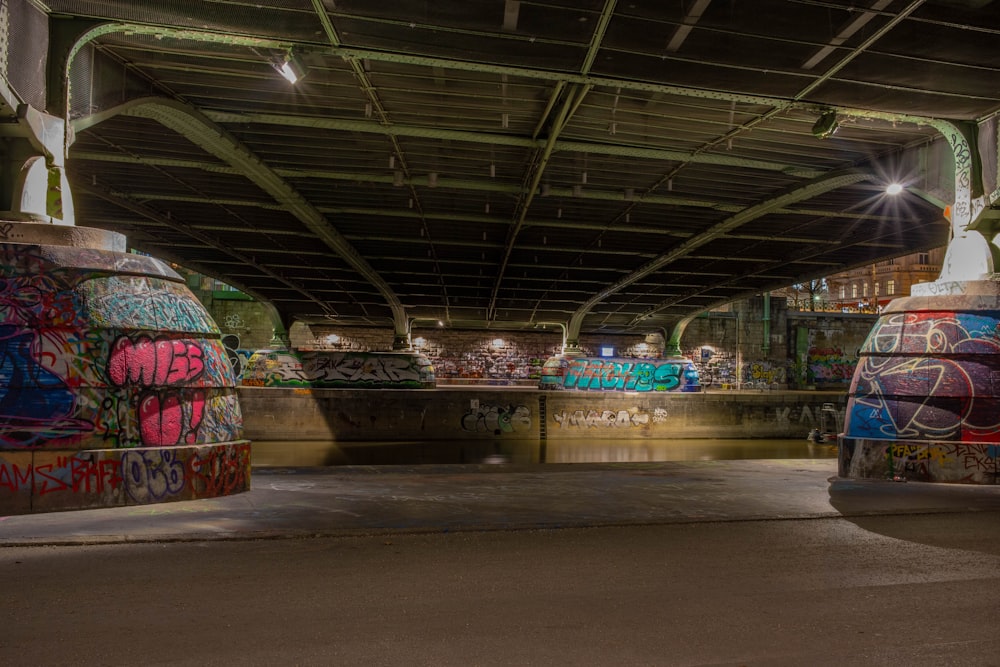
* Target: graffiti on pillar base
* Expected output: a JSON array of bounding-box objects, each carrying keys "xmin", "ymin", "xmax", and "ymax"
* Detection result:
[
  {"xmin": 460, "ymin": 403, "xmax": 531, "ymax": 435},
  {"xmin": 846, "ymin": 311, "xmax": 1000, "ymax": 441},
  {"xmin": 539, "ymin": 357, "xmax": 700, "ymax": 392},
  {"xmin": 0, "ymin": 442, "xmax": 251, "ymax": 506},
  {"xmin": 553, "ymin": 408, "xmax": 651, "ymax": 429},
  {"xmin": 0, "ymin": 245, "xmax": 243, "ymax": 453}
]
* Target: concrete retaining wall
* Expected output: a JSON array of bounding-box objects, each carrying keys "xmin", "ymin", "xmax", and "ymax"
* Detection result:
[{"xmin": 239, "ymin": 387, "xmax": 846, "ymax": 454}]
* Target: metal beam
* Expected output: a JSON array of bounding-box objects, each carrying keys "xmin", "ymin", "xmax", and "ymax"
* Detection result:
[
  {"xmin": 488, "ymin": 84, "xmax": 592, "ymax": 321},
  {"xmin": 74, "ymin": 180, "xmax": 337, "ymax": 317},
  {"xmin": 95, "ymin": 110, "xmax": 821, "ymax": 178},
  {"xmin": 565, "ymin": 169, "xmax": 873, "ymax": 342},
  {"xmin": 71, "ymin": 152, "xmax": 916, "ymax": 227},
  {"xmin": 86, "ymin": 96, "xmax": 410, "ymax": 334}
]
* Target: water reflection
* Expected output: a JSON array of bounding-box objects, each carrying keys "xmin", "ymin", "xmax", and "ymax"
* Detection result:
[{"xmin": 252, "ymin": 438, "xmax": 838, "ymax": 467}]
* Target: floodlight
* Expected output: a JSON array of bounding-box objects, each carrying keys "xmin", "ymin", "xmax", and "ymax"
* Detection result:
[{"xmin": 273, "ymin": 51, "xmax": 306, "ymax": 84}]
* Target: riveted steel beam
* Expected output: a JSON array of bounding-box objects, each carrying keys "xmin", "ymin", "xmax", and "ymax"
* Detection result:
[
  {"xmin": 104, "ymin": 97, "xmax": 408, "ymax": 332},
  {"xmin": 565, "ymin": 169, "xmax": 873, "ymax": 342}
]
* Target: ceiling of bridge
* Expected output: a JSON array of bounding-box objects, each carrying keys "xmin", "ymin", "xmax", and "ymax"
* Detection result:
[{"xmin": 41, "ymin": 0, "xmax": 1000, "ymax": 334}]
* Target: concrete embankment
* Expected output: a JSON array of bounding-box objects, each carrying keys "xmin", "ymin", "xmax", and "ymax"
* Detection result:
[{"xmin": 238, "ymin": 387, "xmax": 845, "ymax": 465}]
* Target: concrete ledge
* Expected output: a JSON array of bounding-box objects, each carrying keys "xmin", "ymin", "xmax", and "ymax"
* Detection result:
[{"xmin": 0, "ymin": 441, "xmax": 251, "ymax": 515}]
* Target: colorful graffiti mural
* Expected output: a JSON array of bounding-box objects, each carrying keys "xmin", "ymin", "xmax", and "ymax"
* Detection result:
[
  {"xmin": 806, "ymin": 346, "xmax": 854, "ymax": 386},
  {"xmin": 842, "ymin": 304, "xmax": 1000, "ymax": 484},
  {"xmin": 242, "ymin": 349, "xmax": 436, "ymax": 388},
  {"xmin": 539, "ymin": 356, "xmax": 701, "ymax": 392},
  {"xmin": 0, "ymin": 240, "xmax": 248, "ymax": 514},
  {"xmin": 846, "ymin": 310, "xmax": 1000, "ymax": 442}
]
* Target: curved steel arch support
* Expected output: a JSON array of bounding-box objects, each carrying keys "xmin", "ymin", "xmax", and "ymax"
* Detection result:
[
  {"xmin": 563, "ymin": 169, "xmax": 874, "ymax": 346},
  {"xmin": 73, "ymin": 96, "xmax": 411, "ymax": 339}
]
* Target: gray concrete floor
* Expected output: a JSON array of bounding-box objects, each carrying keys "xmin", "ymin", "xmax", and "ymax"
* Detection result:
[{"xmin": 3, "ymin": 459, "xmax": 1000, "ymax": 665}]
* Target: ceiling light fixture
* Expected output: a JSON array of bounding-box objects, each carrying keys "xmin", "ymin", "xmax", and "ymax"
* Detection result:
[
  {"xmin": 885, "ymin": 183, "xmax": 903, "ymax": 195},
  {"xmin": 273, "ymin": 50, "xmax": 306, "ymax": 84}
]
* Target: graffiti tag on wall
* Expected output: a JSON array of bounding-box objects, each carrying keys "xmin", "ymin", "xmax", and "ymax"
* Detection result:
[
  {"xmin": 460, "ymin": 403, "xmax": 531, "ymax": 435},
  {"xmin": 0, "ymin": 442, "xmax": 251, "ymax": 506},
  {"xmin": 889, "ymin": 442, "xmax": 999, "ymax": 481},
  {"xmin": 553, "ymin": 408, "xmax": 652, "ymax": 428},
  {"xmin": 242, "ymin": 350, "xmax": 436, "ymax": 388},
  {"xmin": 540, "ymin": 357, "xmax": 701, "ymax": 392},
  {"xmin": 807, "ymin": 347, "xmax": 853, "ymax": 385}
]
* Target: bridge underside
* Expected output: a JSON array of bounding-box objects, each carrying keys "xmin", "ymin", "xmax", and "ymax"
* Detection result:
[{"xmin": 7, "ymin": 1, "xmax": 1000, "ymax": 338}]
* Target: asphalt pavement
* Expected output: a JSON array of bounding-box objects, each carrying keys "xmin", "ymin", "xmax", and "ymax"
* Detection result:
[
  {"xmin": 6, "ymin": 459, "xmax": 1000, "ymax": 666},
  {"xmin": 3, "ymin": 458, "xmax": 1000, "ymax": 546}
]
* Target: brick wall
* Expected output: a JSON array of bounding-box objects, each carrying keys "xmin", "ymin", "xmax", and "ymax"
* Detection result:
[
  {"xmin": 198, "ymin": 296, "xmax": 874, "ymax": 388},
  {"xmin": 289, "ymin": 323, "xmax": 662, "ymax": 382}
]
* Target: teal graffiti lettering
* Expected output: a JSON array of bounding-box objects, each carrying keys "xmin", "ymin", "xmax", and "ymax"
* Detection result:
[
  {"xmin": 628, "ymin": 363, "xmax": 654, "ymax": 391},
  {"xmin": 652, "ymin": 363, "xmax": 681, "ymax": 391},
  {"xmin": 564, "ymin": 359, "xmax": 589, "ymax": 388}
]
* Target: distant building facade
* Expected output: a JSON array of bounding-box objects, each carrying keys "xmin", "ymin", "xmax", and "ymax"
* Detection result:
[{"xmin": 821, "ymin": 247, "xmax": 945, "ymax": 313}]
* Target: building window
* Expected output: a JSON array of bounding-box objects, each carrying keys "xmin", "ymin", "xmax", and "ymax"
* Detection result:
[
  {"xmin": 874, "ymin": 282, "xmax": 880, "ymax": 296},
  {"xmin": 852, "ymin": 284, "xmax": 858, "ymax": 298},
  {"xmin": 863, "ymin": 283, "xmax": 869, "ymax": 298},
  {"xmin": 918, "ymin": 252, "xmax": 929, "ymax": 265},
  {"xmin": 887, "ymin": 279, "xmax": 895, "ymax": 295},
  {"xmin": 839, "ymin": 285, "xmax": 846, "ymax": 299}
]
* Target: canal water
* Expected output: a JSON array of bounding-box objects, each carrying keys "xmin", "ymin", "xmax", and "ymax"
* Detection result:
[{"xmin": 252, "ymin": 438, "xmax": 839, "ymax": 467}]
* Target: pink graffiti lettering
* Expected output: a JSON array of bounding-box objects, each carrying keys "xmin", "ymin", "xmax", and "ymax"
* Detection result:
[
  {"xmin": 138, "ymin": 390, "xmax": 206, "ymax": 447},
  {"xmin": 108, "ymin": 336, "xmax": 204, "ymax": 387},
  {"xmin": 186, "ymin": 391, "xmax": 205, "ymax": 444}
]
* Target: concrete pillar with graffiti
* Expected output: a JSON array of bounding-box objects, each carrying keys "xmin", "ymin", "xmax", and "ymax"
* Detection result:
[
  {"xmin": 0, "ymin": 8, "xmax": 249, "ymax": 513},
  {"xmin": 840, "ymin": 118, "xmax": 1000, "ymax": 484}
]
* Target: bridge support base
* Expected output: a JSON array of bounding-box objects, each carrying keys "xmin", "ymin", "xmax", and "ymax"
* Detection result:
[
  {"xmin": 840, "ymin": 278, "xmax": 1000, "ymax": 484},
  {"xmin": 0, "ymin": 221, "xmax": 250, "ymax": 514}
]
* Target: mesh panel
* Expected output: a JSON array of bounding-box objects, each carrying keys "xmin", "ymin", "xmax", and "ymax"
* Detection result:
[
  {"xmin": 980, "ymin": 117, "xmax": 998, "ymax": 198},
  {"xmin": 44, "ymin": 0, "xmax": 320, "ymax": 41},
  {"xmin": 68, "ymin": 44, "xmax": 93, "ymax": 120},
  {"xmin": 7, "ymin": 0, "xmax": 47, "ymax": 109}
]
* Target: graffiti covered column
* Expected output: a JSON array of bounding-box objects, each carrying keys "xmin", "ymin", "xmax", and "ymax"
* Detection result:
[
  {"xmin": 0, "ymin": 232, "xmax": 252, "ymax": 514},
  {"xmin": 840, "ymin": 118, "xmax": 1000, "ymax": 484},
  {"xmin": 0, "ymin": 12, "xmax": 249, "ymax": 514}
]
